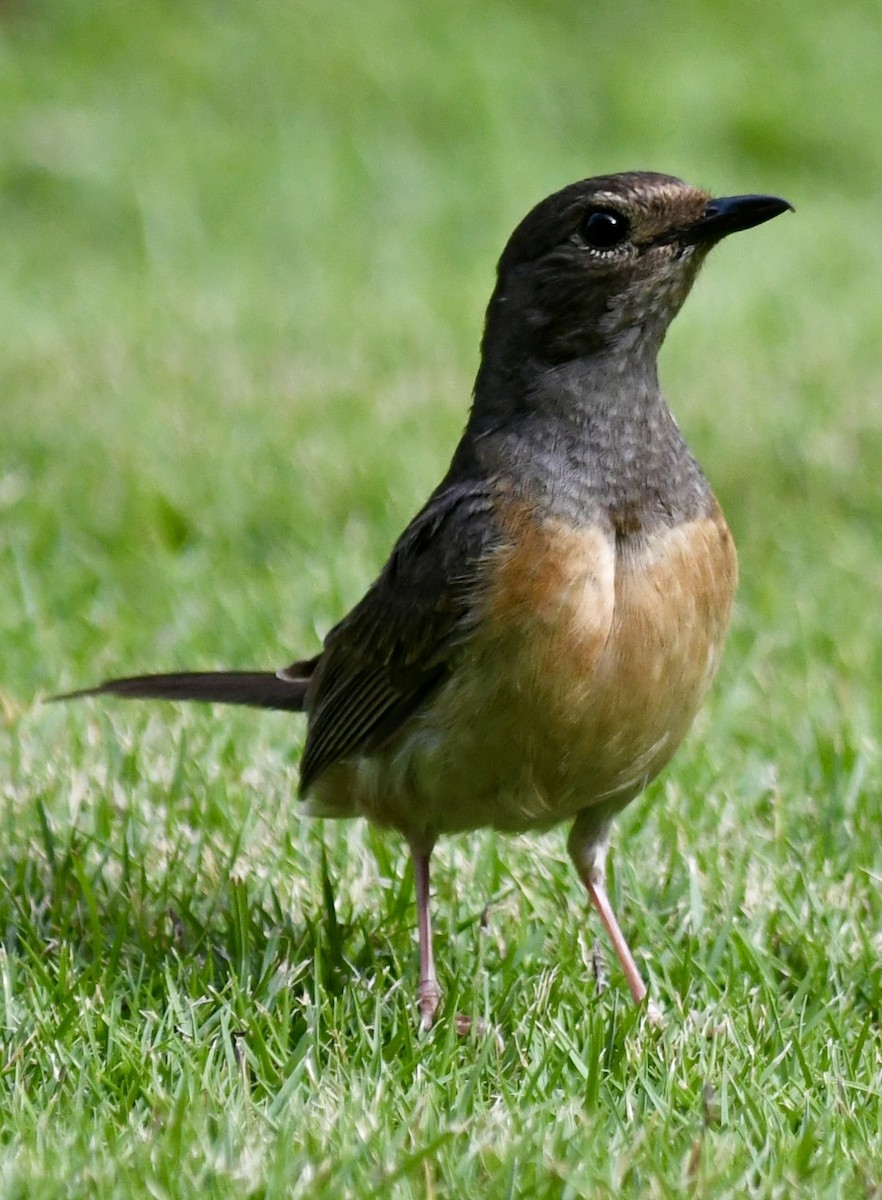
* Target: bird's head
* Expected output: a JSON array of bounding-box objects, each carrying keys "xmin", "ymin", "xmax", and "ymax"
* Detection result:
[{"xmin": 484, "ymin": 172, "xmax": 792, "ymax": 366}]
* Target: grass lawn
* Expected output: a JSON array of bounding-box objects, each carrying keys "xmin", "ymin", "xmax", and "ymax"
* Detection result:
[{"xmin": 2, "ymin": 0, "xmax": 882, "ymax": 1195}]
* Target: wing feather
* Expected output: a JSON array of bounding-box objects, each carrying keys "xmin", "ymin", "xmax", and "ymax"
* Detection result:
[{"xmin": 299, "ymin": 481, "xmax": 499, "ymax": 793}]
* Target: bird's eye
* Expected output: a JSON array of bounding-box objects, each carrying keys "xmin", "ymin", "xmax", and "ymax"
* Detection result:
[{"xmin": 578, "ymin": 208, "xmax": 630, "ymax": 250}]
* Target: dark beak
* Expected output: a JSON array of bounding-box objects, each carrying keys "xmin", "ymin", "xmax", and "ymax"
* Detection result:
[{"xmin": 682, "ymin": 194, "xmax": 794, "ymax": 245}]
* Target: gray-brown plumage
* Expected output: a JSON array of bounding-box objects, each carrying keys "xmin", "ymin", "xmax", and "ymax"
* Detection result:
[{"xmin": 56, "ymin": 172, "xmax": 791, "ymax": 1026}]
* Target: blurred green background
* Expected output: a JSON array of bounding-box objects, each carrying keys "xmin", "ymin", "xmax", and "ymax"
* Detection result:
[
  {"xmin": 2, "ymin": 0, "xmax": 881, "ymax": 698},
  {"xmin": 2, "ymin": 0, "xmax": 882, "ymax": 1195}
]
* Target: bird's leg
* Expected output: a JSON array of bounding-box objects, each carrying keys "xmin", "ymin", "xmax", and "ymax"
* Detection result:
[
  {"xmin": 410, "ymin": 840, "xmax": 440, "ymax": 1029},
  {"xmin": 568, "ymin": 815, "xmax": 647, "ymax": 1005},
  {"xmin": 583, "ymin": 871, "xmax": 647, "ymax": 1005}
]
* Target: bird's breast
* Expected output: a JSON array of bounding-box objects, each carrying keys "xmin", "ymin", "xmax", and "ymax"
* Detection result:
[
  {"xmin": 308, "ymin": 500, "xmax": 737, "ymax": 841},
  {"xmin": 466, "ymin": 500, "xmax": 737, "ymax": 802}
]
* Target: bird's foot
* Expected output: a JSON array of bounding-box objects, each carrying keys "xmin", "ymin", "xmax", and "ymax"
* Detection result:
[
  {"xmin": 417, "ymin": 980, "xmax": 441, "ymax": 1031},
  {"xmin": 643, "ymin": 997, "xmax": 665, "ymax": 1029},
  {"xmin": 455, "ymin": 1013, "xmax": 505, "ymax": 1050}
]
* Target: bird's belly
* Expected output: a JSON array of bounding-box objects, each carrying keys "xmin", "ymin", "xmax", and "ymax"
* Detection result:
[{"xmin": 307, "ymin": 510, "xmax": 737, "ymax": 841}]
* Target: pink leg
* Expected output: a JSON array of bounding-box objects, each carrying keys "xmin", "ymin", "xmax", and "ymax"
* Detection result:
[
  {"xmin": 411, "ymin": 844, "xmax": 440, "ymax": 1029},
  {"xmin": 585, "ymin": 875, "xmax": 647, "ymax": 1005},
  {"xmin": 568, "ymin": 816, "xmax": 649, "ymax": 1007}
]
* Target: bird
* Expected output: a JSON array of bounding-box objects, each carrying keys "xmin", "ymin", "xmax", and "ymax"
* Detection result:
[{"xmin": 55, "ymin": 172, "xmax": 792, "ymax": 1028}]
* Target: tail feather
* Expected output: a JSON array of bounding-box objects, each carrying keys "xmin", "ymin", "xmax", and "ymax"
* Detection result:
[{"xmin": 51, "ymin": 669, "xmax": 311, "ymax": 712}]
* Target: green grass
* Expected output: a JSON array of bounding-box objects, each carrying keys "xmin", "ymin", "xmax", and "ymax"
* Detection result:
[{"xmin": 2, "ymin": 0, "xmax": 882, "ymax": 1194}]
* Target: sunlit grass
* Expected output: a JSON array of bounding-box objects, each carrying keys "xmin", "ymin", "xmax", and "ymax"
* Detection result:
[{"xmin": 2, "ymin": 0, "xmax": 882, "ymax": 1195}]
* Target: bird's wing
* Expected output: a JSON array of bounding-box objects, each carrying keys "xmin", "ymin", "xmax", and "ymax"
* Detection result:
[{"xmin": 294, "ymin": 480, "xmax": 500, "ymax": 793}]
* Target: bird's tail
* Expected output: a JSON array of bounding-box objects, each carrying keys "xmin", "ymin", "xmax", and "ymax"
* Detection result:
[{"xmin": 50, "ymin": 659, "xmax": 317, "ymax": 713}]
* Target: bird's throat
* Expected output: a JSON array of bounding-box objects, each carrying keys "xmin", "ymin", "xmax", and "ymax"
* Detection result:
[{"xmin": 467, "ymin": 352, "xmax": 714, "ymax": 532}]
